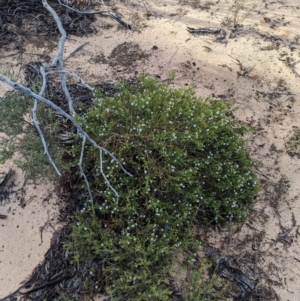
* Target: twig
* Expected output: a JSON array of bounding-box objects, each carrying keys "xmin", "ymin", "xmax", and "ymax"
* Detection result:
[
  {"xmin": 21, "ymin": 274, "xmax": 68, "ymax": 294},
  {"xmin": 202, "ymin": 45, "xmax": 212, "ymax": 52},
  {"xmin": 42, "ymin": 0, "xmax": 75, "ymax": 115},
  {"xmin": 79, "ymin": 135, "xmax": 93, "ymax": 202},
  {"xmin": 141, "ymin": 0, "xmax": 157, "ymax": 19},
  {"xmin": 45, "ymin": 70, "xmax": 93, "ymax": 90},
  {"xmin": 229, "ymin": 55, "xmax": 255, "ymax": 78},
  {"xmin": 278, "ymin": 213, "xmax": 296, "ymax": 238},
  {"xmin": 290, "ymin": 60, "xmax": 300, "ymax": 78},
  {"xmin": 0, "ymin": 271, "xmax": 39, "ymax": 301},
  {"xmin": 168, "ymin": 48, "xmax": 178, "ymax": 64},
  {"xmin": 254, "ymin": 30, "xmax": 294, "ymax": 51},
  {"xmin": 65, "ymin": 42, "xmax": 90, "ymax": 61},
  {"xmin": 39, "ymin": 210, "xmax": 56, "ymax": 243},
  {"xmin": 32, "ymin": 98, "xmax": 61, "ymax": 176},
  {"xmin": 294, "ymin": 257, "xmax": 300, "ymax": 263},
  {"xmin": 253, "ymin": 167, "xmax": 270, "ymax": 180},
  {"xmin": 218, "ymin": 64, "xmax": 232, "ymax": 71},
  {"xmin": 0, "ymin": 52, "xmax": 20, "ymax": 59},
  {"xmin": 296, "ymin": 225, "xmax": 300, "ymax": 237}
]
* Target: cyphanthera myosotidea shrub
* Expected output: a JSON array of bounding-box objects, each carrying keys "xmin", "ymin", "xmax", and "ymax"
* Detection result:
[
  {"xmin": 76, "ymin": 75, "xmax": 258, "ymax": 224},
  {"xmin": 67, "ymin": 75, "xmax": 259, "ymax": 299}
]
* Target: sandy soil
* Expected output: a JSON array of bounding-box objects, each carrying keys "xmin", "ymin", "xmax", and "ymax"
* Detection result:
[
  {"xmin": 0, "ymin": 159, "xmax": 60, "ymax": 297},
  {"xmin": 1, "ymin": 0, "xmax": 300, "ymax": 299}
]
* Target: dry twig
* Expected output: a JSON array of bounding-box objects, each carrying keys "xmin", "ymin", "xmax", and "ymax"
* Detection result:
[{"xmin": 229, "ymin": 55, "xmax": 255, "ymax": 78}]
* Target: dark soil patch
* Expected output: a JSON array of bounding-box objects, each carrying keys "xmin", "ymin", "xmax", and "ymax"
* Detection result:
[
  {"xmin": 108, "ymin": 42, "xmax": 150, "ymax": 70},
  {"xmin": 89, "ymin": 42, "xmax": 151, "ymax": 69},
  {"xmin": 0, "ymin": 0, "xmax": 96, "ymax": 51},
  {"xmin": 264, "ymin": 176, "xmax": 290, "ymax": 211},
  {"xmin": 89, "ymin": 52, "xmax": 108, "ymax": 65}
]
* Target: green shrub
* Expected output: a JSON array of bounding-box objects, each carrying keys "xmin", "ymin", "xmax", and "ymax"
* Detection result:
[{"xmin": 66, "ymin": 75, "xmax": 259, "ymax": 300}]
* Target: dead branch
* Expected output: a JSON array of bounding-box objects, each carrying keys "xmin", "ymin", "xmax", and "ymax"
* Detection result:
[
  {"xmin": 0, "ymin": 74, "xmax": 133, "ymax": 198},
  {"xmin": 0, "ymin": 0, "xmax": 133, "ymax": 201}
]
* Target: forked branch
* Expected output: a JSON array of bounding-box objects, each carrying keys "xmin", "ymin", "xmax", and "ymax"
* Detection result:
[{"xmin": 0, "ymin": 0, "xmax": 133, "ymax": 201}]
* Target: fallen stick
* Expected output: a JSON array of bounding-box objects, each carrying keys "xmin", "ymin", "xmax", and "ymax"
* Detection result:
[
  {"xmin": 187, "ymin": 27, "xmax": 221, "ymax": 34},
  {"xmin": 65, "ymin": 42, "xmax": 90, "ymax": 61},
  {"xmin": 278, "ymin": 213, "xmax": 296, "ymax": 238}
]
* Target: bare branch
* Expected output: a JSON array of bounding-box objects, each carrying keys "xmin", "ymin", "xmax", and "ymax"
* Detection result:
[
  {"xmin": 41, "ymin": 0, "xmax": 75, "ymax": 115},
  {"xmin": 0, "ymin": 74, "xmax": 133, "ymax": 196},
  {"xmin": 32, "ymin": 98, "xmax": 62, "ymax": 176},
  {"xmin": 45, "ymin": 70, "xmax": 94, "ymax": 91},
  {"xmin": 99, "ymin": 148, "xmax": 119, "ymax": 199},
  {"xmin": 24, "ymin": 0, "xmax": 76, "ymax": 177},
  {"xmin": 65, "ymin": 42, "xmax": 90, "ymax": 61},
  {"xmin": 0, "ymin": 0, "xmax": 133, "ymax": 200},
  {"xmin": 79, "ymin": 135, "xmax": 93, "ymax": 202}
]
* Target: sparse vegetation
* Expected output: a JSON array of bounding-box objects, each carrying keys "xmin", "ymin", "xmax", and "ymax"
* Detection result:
[
  {"xmin": 0, "ymin": 90, "xmax": 65, "ymax": 181},
  {"xmin": 225, "ymin": 0, "xmax": 257, "ymax": 28}
]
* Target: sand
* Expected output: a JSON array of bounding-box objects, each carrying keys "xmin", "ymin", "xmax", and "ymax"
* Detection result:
[
  {"xmin": 1, "ymin": 0, "xmax": 300, "ymax": 299},
  {"xmin": 0, "ymin": 160, "xmax": 60, "ymax": 297}
]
